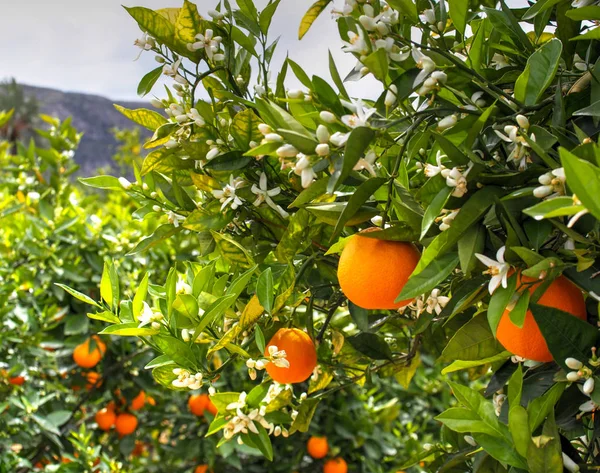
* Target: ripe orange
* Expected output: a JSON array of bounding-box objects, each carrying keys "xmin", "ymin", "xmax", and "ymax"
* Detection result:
[
  {"xmin": 188, "ymin": 394, "xmax": 210, "ymax": 416},
  {"xmin": 265, "ymin": 328, "xmax": 317, "ymax": 384},
  {"xmin": 324, "ymin": 457, "xmax": 348, "ymax": 473},
  {"xmin": 9, "ymin": 375, "xmax": 25, "ymax": 386},
  {"xmin": 130, "ymin": 390, "xmax": 146, "ymax": 410},
  {"xmin": 307, "ymin": 436, "xmax": 329, "ymax": 459},
  {"xmin": 206, "ymin": 397, "xmax": 217, "ymax": 415},
  {"xmin": 95, "ymin": 407, "xmax": 116, "ymax": 431},
  {"xmin": 497, "ymin": 274, "xmax": 587, "ymax": 362},
  {"xmin": 131, "ymin": 440, "xmax": 145, "ymax": 457},
  {"xmin": 194, "ymin": 465, "xmax": 209, "ymax": 473},
  {"xmin": 85, "ymin": 371, "xmax": 102, "ymax": 390},
  {"xmin": 115, "ymin": 413, "xmax": 138, "ymax": 436},
  {"xmin": 337, "ymin": 228, "xmax": 421, "ymax": 309},
  {"xmin": 73, "ymin": 336, "xmax": 106, "ymax": 369}
]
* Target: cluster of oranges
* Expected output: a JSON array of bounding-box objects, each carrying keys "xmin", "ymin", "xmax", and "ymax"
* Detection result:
[
  {"xmin": 188, "ymin": 393, "xmax": 217, "ymax": 417},
  {"xmin": 95, "ymin": 389, "xmax": 150, "ymax": 436},
  {"xmin": 337, "ymin": 228, "xmax": 589, "ymax": 363},
  {"xmin": 306, "ymin": 436, "xmax": 348, "ymax": 473}
]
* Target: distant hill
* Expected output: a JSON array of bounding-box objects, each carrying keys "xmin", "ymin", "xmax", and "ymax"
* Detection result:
[{"xmin": 22, "ymin": 84, "xmax": 150, "ymax": 174}]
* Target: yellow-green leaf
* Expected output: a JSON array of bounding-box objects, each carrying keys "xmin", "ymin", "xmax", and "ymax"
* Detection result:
[{"xmin": 298, "ymin": 0, "xmax": 332, "ymax": 39}]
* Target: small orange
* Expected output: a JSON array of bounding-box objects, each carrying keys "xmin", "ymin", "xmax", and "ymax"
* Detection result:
[
  {"xmin": 194, "ymin": 465, "xmax": 209, "ymax": 473},
  {"xmin": 95, "ymin": 407, "xmax": 116, "ymax": 431},
  {"xmin": 265, "ymin": 328, "xmax": 317, "ymax": 384},
  {"xmin": 188, "ymin": 394, "xmax": 210, "ymax": 416},
  {"xmin": 131, "ymin": 440, "xmax": 145, "ymax": 457},
  {"xmin": 9, "ymin": 376, "xmax": 25, "ymax": 386},
  {"xmin": 206, "ymin": 397, "xmax": 217, "ymax": 415},
  {"xmin": 497, "ymin": 274, "xmax": 587, "ymax": 362},
  {"xmin": 307, "ymin": 436, "xmax": 329, "ymax": 459},
  {"xmin": 337, "ymin": 228, "xmax": 421, "ymax": 309},
  {"xmin": 324, "ymin": 457, "xmax": 348, "ymax": 473},
  {"xmin": 130, "ymin": 391, "xmax": 146, "ymax": 410},
  {"xmin": 146, "ymin": 395, "xmax": 156, "ymax": 406},
  {"xmin": 73, "ymin": 336, "xmax": 106, "ymax": 369},
  {"xmin": 85, "ymin": 371, "xmax": 102, "ymax": 390},
  {"xmin": 115, "ymin": 413, "xmax": 138, "ymax": 436}
]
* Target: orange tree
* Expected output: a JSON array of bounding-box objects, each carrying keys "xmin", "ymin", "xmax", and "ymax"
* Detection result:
[
  {"xmin": 67, "ymin": 0, "xmax": 600, "ymax": 471},
  {"xmin": 0, "ymin": 115, "xmax": 443, "ymax": 472}
]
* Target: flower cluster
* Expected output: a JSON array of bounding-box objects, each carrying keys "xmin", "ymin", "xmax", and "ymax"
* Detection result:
[
  {"xmin": 246, "ymin": 345, "xmax": 289, "ymax": 380},
  {"xmin": 172, "ymin": 368, "xmax": 203, "ymax": 390},
  {"xmin": 494, "ymin": 115, "xmax": 536, "ymax": 170},
  {"xmin": 421, "ymin": 151, "xmax": 474, "ymax": 198}
]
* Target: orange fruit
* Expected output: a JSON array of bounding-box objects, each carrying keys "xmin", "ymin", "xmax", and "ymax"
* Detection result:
[
  {"xmin": 307, "ymin": 436, "xmax": 329, "ymax": 459},
  {"xmin": 206, "ymin": 397, "xmax": 217, "ymax": 415},
  {"xmin": 497, "ymin": 274, "xmax": 587, "ymax": 362},
  {"xmin": 73, "ymin": 336, "xmax": 106, "ymax": 369},
  {"xmin": 130, "ymin": 391, "xmax": 146, "ymax": 410},
  {"xmin": 337, "ymin": 228, "xmax": 421, "ymax": 309},
  {"xmin": 9, "ymin": 376, "xmax": 25, "ymax": 386},
  {"xmin": 194, "ymin": 465, "xmax": 209, "ymax": 473},
  {"xmin": 324, "ymin": 457, "xmax": 348, "ymax": 473},
  {"xmin": 147, "ymin": 395, "xmax": 156, "ymax": 406},
  {"xmin": 265, "ymin": 328, "xmax": 317, "ymax": 384},
  {"xmin": 131, "ymin": 440, "xmax": 145, "ymax": 457},
  {"xmin": 95, "ymin": 407, "xmax": 116, "ymax": 431},
  {"xmin": 86, "ymin": 371, "xmax": 102, "ymax": 390},
  {"xmin": 188, "ymin": 394, "xmax": 210, "ymax": 416},
  {"xmin": 115, "ymin": 413, "xmax": 138, "ymax": 436}
]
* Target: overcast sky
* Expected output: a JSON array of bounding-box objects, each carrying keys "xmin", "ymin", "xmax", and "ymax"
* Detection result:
[{"xmin": 0, "ymin": 0, "xmax": 380, "ymax": 101}]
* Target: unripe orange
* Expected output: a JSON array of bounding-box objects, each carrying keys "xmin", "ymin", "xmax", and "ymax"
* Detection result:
[
  {"xmin": 265, "ymin": 328, "xmax": 317, "ymax": 384},
  {"xmin": 307, "ymin": 436, "xmax": 329, "ymax": 459},
  {"xmin": 338, "ymin": 228, "xmax": 420, "ymax": 309}
]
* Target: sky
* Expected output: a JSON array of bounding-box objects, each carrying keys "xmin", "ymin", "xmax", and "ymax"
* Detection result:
[{"xmin": 0, "ymin": 0, "xmax": 381, "ymax": 101}]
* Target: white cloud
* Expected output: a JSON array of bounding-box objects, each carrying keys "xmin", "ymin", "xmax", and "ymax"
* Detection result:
[{"xmin": 0, "ymin": 0, "xmax": 380, "ymax": 101}]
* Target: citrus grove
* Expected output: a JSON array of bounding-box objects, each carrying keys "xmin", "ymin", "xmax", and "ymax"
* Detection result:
[{"xmin": 2, "ymin": 0, "xmax": 600, "ymax": 471}]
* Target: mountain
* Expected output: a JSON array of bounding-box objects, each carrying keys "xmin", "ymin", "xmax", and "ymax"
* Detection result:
[{"xmin": 22, "ymin": 84, "xmax": 150, "ymax": 174}]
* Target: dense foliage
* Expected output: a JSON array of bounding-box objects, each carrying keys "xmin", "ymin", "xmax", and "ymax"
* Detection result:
[{"xmin": 4, "ymin": 0, "xmax": 600, "ymax": 471}]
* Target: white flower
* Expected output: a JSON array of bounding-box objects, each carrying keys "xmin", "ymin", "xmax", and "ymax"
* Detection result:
[
  {"xmin": 425, "ymin": 289, "xmax": 450, "ymax": 315},
  {"xmin": 439, "ymin": 209, "xmax": 459, "ymax": 231},
  {"xmin": 493, "ymin": 393, "xmax": 506, "ymax": 416},
  {"xmin": 172, "ymin": 368, "xmax": 202, "ymax": 389},
  {"xmin": 251, "ymin": 172, "xmax": 289, "ymax": 218},
  {"xmin": 442, "ymin": 166, "xmax": 469, "ymax": 198},
  {"xmin": 579, "ymin": 399, "xmax": 597, "ymax": 412},
  {"xmin": 534, "ymin": 168, "xmax": 566, "ymax": 199},
  {"xmin": 138, "ymin": 302, "xmax": 163, "ymax": 328},
  {"xmin": 494, "ymin": 120, "xmax": 536, "ymax": 170},
  {"xmin": 226, "ymin": 392, "xmax": 247, "ymax": 411},
  {"xmin": 475, "ymin": 246, "xmax": 510, "ymax": 295},
  {"xmin": 118, "ymin": 177, "xmax": 132, "ymax": 189},
  {"xmin": 566, "ymin": 358, "xmax": 583, "ymax": 370},
  {"xmin": 133, "ymin": 33, "xmax": 155, "ymax": 59},
  {"xmin": 437, "ymin": 114, "xmax": 458, "ymax": 131},
  {"xmin": 342, "ymin": 30, "xmax": 369, "ymax": 56},
  {"xmin": 163, "ymin": 58, "xmax": 182, "ymax": 78},
  {"xmin": 188, "ymin": 372, "xmax": 204, "ymax": 390},
  {"xmin": 187, "ymin": 108, "xmax": 205, "ymax": 127},
  {"xmin": 293, "ymin": 154, "xmax": 317, "ymax": 189},
  {"xmin": 375, "ymin": 37, "xmax": 410, "ymax": 62},
  {"xmin": 167, "ymin": 211, "xmax": 185, "ymax": 227},
  {"xmin": 315, "ymin": 143, "xmax": 330, "ymax": 157},
  {"xmin": 424, "ymin": 151, "xmax": 447, "ymax": 177},
  {"xmin": 188, "ymin": 29, "xmax": 222, "ymax": 60},
  {"xmin": 330, "ymin": 131, "xmax": 350, "ymax": 147},
  {"xmin": 319, "ymin": 111, "xmax": 336, "ymax": 123},
  {"xmin": 491, "ymin": 53, "xmax": 510, "ymax": 70},
  {"xmin": 420, "ymin": 8, "xmax": 436, "ymax": 25},
  {"xmin": 353, "ymin": 150, "xmax": 377, "ymax": 176},
  {"xmin": 516, "ymin": 114, "xmax": 530, "ymax": 130},
  {"xmin": 562, "ymin": 453, "xmax": 581, "ymax": 473},
  {"xmin": 267, "ymin": 345, "xmax": 290, "ymax": 369},
  {"xmin": 176, "ymin": 278, "xmax": 192, "ymax": 295},
  {"xmin": 412, "ymin": 49, "xmax": 436, "ymax": 86},
  {"xmin": 567, "ymin": 195, "xmax": 589, "ymax": 228},
  {"xmin": 212, "ymin": 175, "xmax": 245, "ymax": 211},
  {"xmin": 341, "ymin": 99, "xmax": 377, "ymax": 128}
]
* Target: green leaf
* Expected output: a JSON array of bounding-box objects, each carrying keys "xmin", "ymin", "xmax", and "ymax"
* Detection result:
[
  {"xmin": 78, "ymin": 175, "xmax": 122, "ymax": 190},
  {"xmin": 55, "ymin": 284, "xmax": 101, "ymax": 308},
  {"xmin": 312, "ymin": 76, "xmax": 343, "ymax": 116},
  {"xmin": 277, "ymin": 129, "xmax": 319, "ymax": 155},
  {"xmin": 114, "ymin": 104, "xmax": 167, "ymax": 131},
  {"xmin": 449, "ymin": 0, "xmax": 469, "ymax": 36},
  {"xmin": 231, "ymin": 25, "xmax": 258, "ymax": 57},
  {"xmin": 514, "ymin": 39, "xmax": 562, "ymax": 106},
  {"xmin": 574, "ymin": 99, "xmax": 600, "ymax": 117},
  {"xmin": 473, "ymin": 433, "xmax": 527, "ymax": 469},
  {"xmin": 288, "ymin": 178, "xmax": 329, "ymax": 208},
  {"xmin": 347, "ymin": 333, "xmax": 393, "ymax": 360},
  {"xmin": 566, "ymin": 5, "xmax": 600, "ymax": 20},
  {"xmin": 255, "ymin": 325, "xmax": 266, "ymax": 353},
  {"xmin": 433, "ymin": 132, "xmax": 470, "ymax": 166},
  {"xmin": 32, "ymin": 414, "xmax": 60, "ymax": 436},
  {"xmin": 259, "ymin": 0, "xmax": 282, "ymax": 34},
  {"xmin": 335, "ymin": 127, "xmax": 375, "ymax": 192},
  {"xmin": 100, "ymin": 261, "xmax": 113, "ymax": 307},
  {"xmin": 524, "ymin": 196, "xmax": 586, "ymax": 220},
  {"xmin": 230, "ymin": 109, "xmax": 262, "ymax": 150},
  {"xmin": 362, "ymin": 48, "xmax": 388, "ymax": 82},
  {"xmin": 275, "ymin": 209, "xmax": 312, "ymax": 263},
  {"xmin": 173, "ymin": 294, "xmax": 199, "ymax": 319},
  {"xmin": 329, "ymin": 50, "xmax": 349, "ymax": 99},
  {"xmin": 184, "ymin": 209, "xmax": 231, "ymax": 232},
  {"xmin": 174, "ymin": 0, "xmax": 203, "ymax": 46},
  {"xmin": 441, "ymin": 315, "xmax": 505, "ymax": 362},
  {"xmin": 413, "ymin": 187, "xmax": 504, "ymax": 274},
  {"xmin": 127, "ymin": 225, "xmax": 182, "ymax": 255},
  {"xmin": 331, "ymin": 177, "xmax": 386, "ymax": 243},
  {"xmin": 561, "ymin": 148, "xmax": 600, "ymax": 219},
  {"xmin": 349, "ymin": 301, "xmax": 369, "ymax": 332},
  {"xmin": 306, "ymin": 203, "xmax": 378, "ymax": 227},
  {"xmin": 421, "ymin": 186, "xmax": 452, "ymax": 239},
  {"xmin": 99, "ymin": 323, "xmax": 160, "ymax": 337},
  {"xmin": 523, "ymin": 0, "xmax": 562, "ymax": 20},
  {"xmin": 298, "ymin": 0, "xmax": 332, "ymax": 39},
  {"xmin": 256, "ymin": 268, "xmax": 274, "ymax": 314},
  {"xmin": 154, "ymin": 335, "xmax": 197, "ymax": 369},
  {"xmin": 441, "ymin": 352, "xmax": 511, "ymax": 374},
  {"xmin": 572, "ymin": 26, "xmax": 600, "ymax": 41},
  {"xmin": 458, "ymin": 225, "xmax": 485, "ymax": 276},
  {"xmin": 436, "ymin": 408, "xmax": 501, "ymax": 437},
  {"xmin": 527, "ymin": 383, "xmax": 565, "ymax": 433},
  {"xmin": 287, "ymin": 59, "xmax": 313, "ymax": 90},
  {"xmin": 137, "ymin": 66, "xmax": 163, "ymax": 97},
  {"xmin": 527, "ymin": 412, "xmax": 562, "ymax": 473},
  {"xmin": 204, "ymin": 151, "xmax": 252, "ymax": 171},
  {"xmin": 487, "ymin": 273, "xmax": 517, "ymax": 335},
  {"xmin": 193, "ymin": 294, "xmax": 238, "ymax": 339},
  {"xmin": 387, "ymin": 0, "xmax": 418, "ymax": 22},
  {"xmin": 87, "ymin": 311, "xmax": 120, "ymax": 324},
  {"xmin": 124, "ymin": 6, "xmax": 178, "ymax": 51},
  {"xmin": 243, "ymin": 141, "xmax": 281, "ymax": 157},
  {"xmin": 237, "ymin": 0, "xmax": 258, "ymax": 21},
  {"xmin": 212, "ymin": 231, "xmax": 255, "ymax": 269},
  {"xmin": 530, "ymin": 302, "xmax": 596, "ymax": 372},
  {"xmin": 508, "ymin": 290, "xmax": 530, "ymax": 328},
  {"xmin": 509, "ymin": 405, "xmax": 531, "ymax": 458},
  {"xmin": 397, "ymin": 252, "xmax": 459, "ymax": 301}
]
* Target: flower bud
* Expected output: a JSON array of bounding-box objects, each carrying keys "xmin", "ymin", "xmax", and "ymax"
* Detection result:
[
  {"xmin": 319, "ymin": 111, "xmax": 336, "ymax": 123},
  {"xmin": 287, "ymin": 89, "xmax": 304, "ymax": 99},
  {"xmin": 152, "ymin": 205, "xmax": 162, "ymax": 212},
  {"xmin": 258, "ymin": 123, "xmax": 272, "ymax": 135},
  {"xmin": 276, "ymin": 144, "xmax": 299, "ymax": 158},
  {"xmin": 437, "ymin": 114, "xmax": 458, "ymax": 131},
  {"xmin": 316, "ymin": 125, "xmax": 330, "ymax": 144},
  {"xmin": 516, "ymin": 114, "xmax": 530, "ymax": 130},
  {"xmin": 118, "ymin": 177, "xmax": 132, "ymax": 189},
  {"xmin": 150, "ymin": 98, "xmax": 163, "ymax": 108},
  {"xmin": 385, "ymin": 84, "xmax": 398, "ymax": 107},
  {"xmin": 567, "ymin": 371, "xmax": 581, "ymax": 382},
  {"xmin": 264, "ymin": 133, "xmax": 283, "ymax": 143},
  {"xmin": 566, "ymin": 358, "xmax": 583, "ymax": 370},
  {"xmin": 315, "ymin": 143, "xmax": 330, "ymax": 157},
  {"xmin": 206, "ymin": 148, "xmax": 220, "ymax": 160},
  {"xmin": 584, "ymin": 377, "xmax": 595, "ymax": 395}
]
